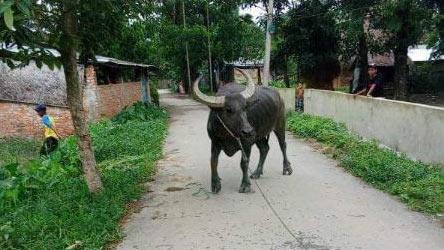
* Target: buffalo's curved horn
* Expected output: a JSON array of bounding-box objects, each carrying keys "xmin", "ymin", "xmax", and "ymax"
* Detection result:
[
  {"xmin": 236, "ymin": 68, "xmax": 256, "ymax": 100},
  {"xmin": 193, "ymin": 74, "xmax": 225, "ymax": 108}
]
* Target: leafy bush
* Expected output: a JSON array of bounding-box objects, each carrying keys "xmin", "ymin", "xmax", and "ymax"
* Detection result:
[
  {"xmin": 410, "ymin": 63, "xmax": 444, "ymax": 93},
  {"xmin": 0, "ymin": 103, "xmax": 169, "ymax": 249},
  {"xmin": 334, "ymin": 86, "xmax": 349, "ymax": 93},
  {"xmin": 112, "ymin": 101, "xmax": 168, "ymax": 124},
  {"xmin": 269, "ymin": 80, "xmax": 288, "ymax": 88},
  {"xmin": 288, "ymin": 112, "xmax": 444, "ymax": 214},
  {"xmin": 150, "ymin": 82, "xmax": 160, "ymax": 106},
  {"xmin": 0, "ymin": 138, "xmax": 40, "ymax": 165}
]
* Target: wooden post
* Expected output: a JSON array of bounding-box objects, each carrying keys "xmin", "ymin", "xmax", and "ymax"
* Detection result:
[
  {"xmin": 61, "ymin": 1, "xmax": 102, "ymax": 193},
  {"xmin": 257, "ymin": 67, "xmax": 262, "ymax": 85},
  {"xmin": 141, "ymin": 69, "xmax": 151, "ymax": 103},
  {"xmin": 263, "ymin": 0, "xmax": 274, "ymax": 86},
  {"xmin": 182, "ymin": 0, "xmax": 192, "ymax": 93},
  {"xmin": 206, "ymin": 2, "xmax": 213, "ymax": 93}
]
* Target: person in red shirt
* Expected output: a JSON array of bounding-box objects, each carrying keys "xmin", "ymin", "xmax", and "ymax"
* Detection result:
[{"xmin": 354, "ymin": 64, "xmax": 384, "ymax": 97}]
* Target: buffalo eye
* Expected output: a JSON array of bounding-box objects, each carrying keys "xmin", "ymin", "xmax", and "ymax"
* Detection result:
[{"xmin": 226, "ymin": 107, "xmax": 233, "ymax": 114}]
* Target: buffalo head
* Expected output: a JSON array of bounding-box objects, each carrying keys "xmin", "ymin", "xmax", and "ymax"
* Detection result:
[{"xmin": 193, "ymin": 69, "xmax": 256, "ymax": 140}]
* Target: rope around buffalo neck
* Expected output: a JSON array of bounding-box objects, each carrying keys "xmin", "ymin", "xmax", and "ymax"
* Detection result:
[
  {"xmin": 216, "ymin": 114, "xmax": 247, "ymax": 162},
  {"xmin": 215, "ymin": 114, "xmax": 299, "ymax": 242}
]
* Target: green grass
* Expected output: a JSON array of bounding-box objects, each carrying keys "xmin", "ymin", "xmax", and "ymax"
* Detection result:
[
  {"xmin": 334, "ymin": 85, "xmax": 349, "ymax": 93},
  {"xmin": 287, "ymin": 112, "xmax": 444, "ymax": 215},
  {"xmin": 0, "ymin": 102, "xmax": 169, "ymax": 249},
  {"xmin": 269, "ymin": 79, "xmax": 296, "ymax": 88},
  {"xmin": 0, "ymin": 138, "xmax": 40, "ymax": 165}
]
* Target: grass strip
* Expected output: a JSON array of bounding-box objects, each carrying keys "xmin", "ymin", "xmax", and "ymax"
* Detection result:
[
  {"xmin": 287, "ymin": 112, "xmax": 444, "ymax": 215},
  {"xmin": 0, "ymin": 102, "xmax": 169, "ymax": 249}
]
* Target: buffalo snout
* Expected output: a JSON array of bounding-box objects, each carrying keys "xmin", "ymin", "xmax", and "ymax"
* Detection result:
[{"xmin": 242, "ymin": 125, "xmax": 253, "ymax": 136}]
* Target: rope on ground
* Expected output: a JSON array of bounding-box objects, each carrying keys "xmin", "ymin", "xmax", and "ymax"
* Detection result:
[
  {"xmin": 250, "ymin": 175, "xmax": 299, "ymax": 241},
  {"xmin": 216, "ymin": 114, "xmax": 299, "ymax": 241}
]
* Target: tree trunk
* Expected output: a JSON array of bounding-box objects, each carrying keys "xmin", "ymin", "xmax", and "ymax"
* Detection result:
[
  {"xmin": 262, "ymin": 0, "xmax": 274, "ymax": 86},
  {"xmin": 181, "ymin": 0, "xmax": 192, "ymax": 94},
  {"xmin": 60, "ymin": 2, "xmax": 102, "ymax": 193},
  {"xmin": 257, "ymin": 67, "xmax": 262, "ymax": 85},
  {"xmin": 350, "ymin": 31, "xmax": 369, "ymax": 93},
  {"xmin": 357, "ymin": 31, "xmax": 369, "ymax": 83},
  {"xmin": 393, "ymin": 46, "xmax": 409, "ymax": 100},
  {"xmin": 283, "ymin": 54, "xmax": 290, "ymax": 88}
]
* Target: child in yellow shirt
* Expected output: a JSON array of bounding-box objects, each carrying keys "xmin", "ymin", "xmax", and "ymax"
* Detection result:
[{"xmin": 34, "ymin": 104, "xmax": 59, "ymax": 155}]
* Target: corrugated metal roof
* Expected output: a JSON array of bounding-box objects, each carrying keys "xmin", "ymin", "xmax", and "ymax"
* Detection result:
[
  {"xmin": 95, "ymin": 55, "xmax": 156, "ymax": 69},
  {"xmin": 2, "ymin": 44, "xmax": 156, "ymax": 68},
  {"xmin": 226, "ymin": 59, "xmax": 264, "ymax": 68},
  {"xmin": 408, "ymin": 45, "xmax": 444, "ymax": 62}
]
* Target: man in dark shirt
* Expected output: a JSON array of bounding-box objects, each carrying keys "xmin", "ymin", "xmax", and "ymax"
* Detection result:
[{"xmin": 355, "ymin": 64, "xmax": 384, "ymax": 97}]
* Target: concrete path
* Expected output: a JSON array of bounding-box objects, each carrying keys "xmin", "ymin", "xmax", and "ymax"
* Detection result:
[{"xmin": 117, "ymin": 94, "xmax": 444, "ymax": 250}]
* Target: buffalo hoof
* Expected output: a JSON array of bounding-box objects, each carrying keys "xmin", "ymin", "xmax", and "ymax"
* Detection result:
[
  {"xmin": 250, "ymin": 170, "xmax": 262, "ymax": 179},
  {"xmin": 211, "ymin": 178, "xmax": 221, "ymax": 194},
  {"xmin": 239, "ymin": 183, "xmax": 252, "ymax": 193},
  {"xmin": 283, "ymin": 167, "xmax": 293, "ymax": 176}
]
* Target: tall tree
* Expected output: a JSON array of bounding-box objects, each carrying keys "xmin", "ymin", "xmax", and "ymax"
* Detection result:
[
  {"xmin": 424, "ymin": 0, "xmax": 444, "ymax": 58},
  {"xmin": 244, "ymin": 0, "xmax": 290, "ymax": 85},
  {"xmin": 282, "ymin": 0, "xmax": 340, "ymax": 89},
  {"xmin": 378, "ymin": 0, "xmax": 429, "ymax": 100},
  {"xmin": 156, "ymin": 0, "xmax": 264, "ymax": 92},
  {"xmin": 336, "ymin": 0, "xmax": 381, "ymax": 92},
  {"xmin": 59, "ymin": 0, "xmax": 103, "ymax": 192},
  {"xmin": 0, "ymin": 0, "xmax": 136, "ymax": 193}
]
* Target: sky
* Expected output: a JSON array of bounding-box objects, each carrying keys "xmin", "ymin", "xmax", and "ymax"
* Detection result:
[
  {"xmin": 239, "ymin": 3, "xmax": 290, "ymax": 23},
  {"xmin": 239, "ymin": 4, "xmax": 266, "ymax": 22}
]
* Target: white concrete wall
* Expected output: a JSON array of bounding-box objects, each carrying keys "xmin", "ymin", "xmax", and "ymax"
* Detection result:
[
  {"xmin": 304, "ymin": 89, "xmax": 444, "ymax": 164},
  {"xmin": 275, "ymin": 88, "xmax": 295, "ymax": 113}
]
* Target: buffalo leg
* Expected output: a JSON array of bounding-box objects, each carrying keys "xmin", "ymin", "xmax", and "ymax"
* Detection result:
[
  {"xmin": 274, "ymin": 119, "xmax": 293, "ymax": 175},
  {"xmin": 211, "ymin": 143, "xmax": 222, "ymax": 193},
  {"xmin": 239, "ymin": 145, "xmax": 252, "ymax": 193},
  {"xmin": 250, "ymin": 136, "xmax": 270, "ymax": 179}
]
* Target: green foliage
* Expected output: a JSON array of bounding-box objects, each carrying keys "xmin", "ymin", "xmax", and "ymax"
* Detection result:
[
  {"xmin": 334, "ymin": 86, "xmax": 349, "ymax": 93},
  {"xmin": 288, "ymin": 112, "xmax": 444, "ymax": 214},
  {"xmin": 410, "ymin": 62, "xmax": 444, "ymax": 93},
  {"xmin": 378, "ymin": 0, "xmax": 431, "ymax": 51},
  {"xmin": 282, "ymin": 0, "xmax": 340, "ymax": 89},
  {"xmin": 425, "ymin": 0, "xmax": 443, "ymax": 57},
  {"xmin": 111, "ymin": 102, "xmax": 168, "ymax": 124},
  {"xmin": 0, "ymin": 0, "xmax": 61, "ymax": 69},
  {"xmin": 269, "ymin": 79, "xmax": 296, "ymax": 88},
  {"xmin": 155, "ymin": 1, "xmax": 264, "ymax": 83},
  {"xmin": 0, "ymin": 138, "xmax": 40, "ymax": 165},
  {"xmin": 269, "ymin": 80, "xmax": 287, "ymax": 88},
  {"xmin": 150, "ymin": 82, "xmax": 160, "ymax": 106},
  {"xmin": 0, "ymin": 104, "xmax": 169, "ymax": 249}
]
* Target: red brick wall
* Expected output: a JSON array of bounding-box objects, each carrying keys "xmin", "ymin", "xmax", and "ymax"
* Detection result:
[
  {"xmin": 1, "ymin": 65, "xmax": 142, "ymax": 139},
  {"xmin": 97, "ymin": 82, "xmax": 141, "ymax": 118},
  {"xmin": 0, "ymin": 101, "xmax": 74, "ymax": 139}
]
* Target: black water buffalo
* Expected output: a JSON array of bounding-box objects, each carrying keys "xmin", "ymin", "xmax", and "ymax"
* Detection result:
[{"xmin": 193, "ymin": 69, "xmax": 293, "ymax": 193}]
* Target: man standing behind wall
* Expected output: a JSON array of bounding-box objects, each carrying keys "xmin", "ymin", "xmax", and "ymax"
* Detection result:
[{"xmin": 354, "ymin": 64, "xmax": 384, "ymax": 97}]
